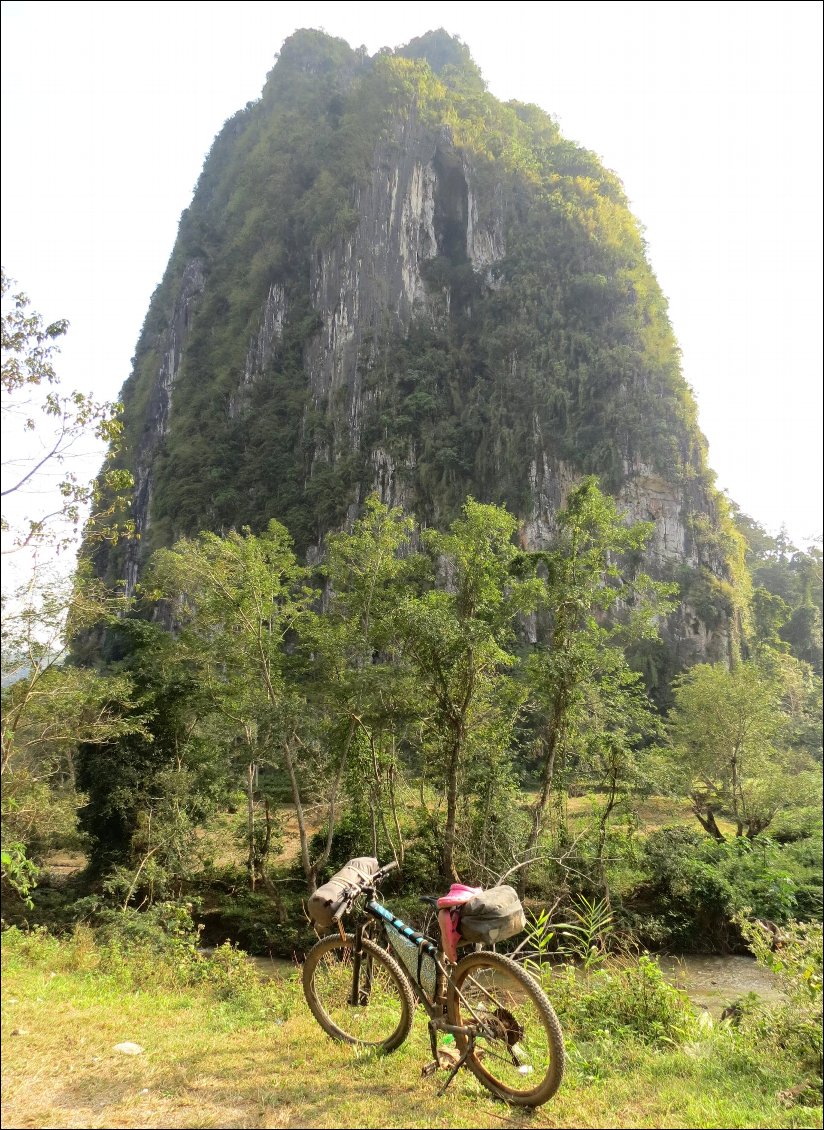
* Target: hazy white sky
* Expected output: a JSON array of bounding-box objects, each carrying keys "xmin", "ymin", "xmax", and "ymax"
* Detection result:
[{"xmin": 2, "ymin": 0, "xmax": 822, "ymax": 550}]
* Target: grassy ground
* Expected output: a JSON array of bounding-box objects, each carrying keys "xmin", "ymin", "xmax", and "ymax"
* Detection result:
[{"xmin": 2, "ymin": 931, "xmax": 821, "ymax": 1130}]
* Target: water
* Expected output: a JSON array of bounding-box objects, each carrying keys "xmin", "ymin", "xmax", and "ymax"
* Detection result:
[
  {"xmin": 656, "ymin": 953, "xmax": 782, "ymax": 1016},
  {"xmin": 199, "ymin": 949, "xmax": 297, "ymax": 978},
  {"xmin": 244, "ymin": 954, "xmax": 297, "ymax": 979}
]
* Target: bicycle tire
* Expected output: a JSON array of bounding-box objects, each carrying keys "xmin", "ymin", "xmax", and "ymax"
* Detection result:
[
  {"xmin": 302, "ymin": 932, "xmax": 415, "ymax": 1053},
  {"xmin": 446, "ymin": 950, "xmax": 564, "ymax": 1106}
]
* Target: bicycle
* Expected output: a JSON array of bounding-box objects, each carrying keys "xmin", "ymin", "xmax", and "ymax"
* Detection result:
[{"xmin": 302, "ymin": 860, "xmax": 565, "ymax": 1107}]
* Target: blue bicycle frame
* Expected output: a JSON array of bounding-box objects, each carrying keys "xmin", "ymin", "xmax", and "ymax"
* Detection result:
[{"xmin": 357, "ymin": 898, "xmax": 445, "ymax": 1011}]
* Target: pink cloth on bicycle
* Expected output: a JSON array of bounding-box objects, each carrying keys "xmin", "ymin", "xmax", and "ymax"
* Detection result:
[{"xmin": 437, "ymin": 883, "xmax": 483, "ymax": 962}]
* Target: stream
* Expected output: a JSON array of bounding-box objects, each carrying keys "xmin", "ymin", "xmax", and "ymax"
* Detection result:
[
  {"xmin": 656, "ymin": 953, "xmax": 782, "ymax": 1015},
  {"xmin": 237, "ymin": 951, "xmax": 781, "ymax": 1018}
]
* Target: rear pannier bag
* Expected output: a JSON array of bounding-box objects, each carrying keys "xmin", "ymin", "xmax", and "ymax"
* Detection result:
[
  {"xmin": 307, "ymin": 857, "xmax": 380, "ymax": 930},
  {"xmin": 458, "ymin": 884, "xmax": 526, "ymax": 945}
]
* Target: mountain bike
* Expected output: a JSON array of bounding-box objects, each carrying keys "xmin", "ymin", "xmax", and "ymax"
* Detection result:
[{"xmin": 302, "ymin": 861, "xmax": 564, "ymax": 1107}]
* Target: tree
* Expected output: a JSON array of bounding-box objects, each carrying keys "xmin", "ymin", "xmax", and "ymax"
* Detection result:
[
  {"xmin": 522, "ymin": 478, "xmax": 675, "ymax": 873},
  {"xmin": 1, "ymin": 268, "xmax": 132, "ymax": 555},
  {"xmin": 310, "ymin": 496, "xmax": 416, "ymax": 864},
  {"xmin": 147, "ymin": 521, "xmax": 332, "ymax": 890},
  {"xmin": 573, "ymin": 649, "xmax": 663, "ymax": 889},
  {"xmin": 664, "ymin": 658, "xmax": 822, "ymax": 840},
  {"xmin": 0, "ymin": 270, "xmax": 137, "ymax": 902},
  {"xmin": 730, "ymin": 501, "xmax": 823, "ymax": 674},
  {"xmin": 1, "ymin": 564, "xmax": 146, "ymax": 896},
  {"xmin": 393, "ymin": 500, "xmax": 540, "ymax": 882},
  {"xmin": 75, "ymin": 618, "xmax": 215, "ymax": 881}
]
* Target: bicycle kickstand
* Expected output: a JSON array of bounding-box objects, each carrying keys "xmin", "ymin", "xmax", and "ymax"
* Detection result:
[{"xmin": 437, "ymin": 1032, "xmax": 477, "ymax": 1097}]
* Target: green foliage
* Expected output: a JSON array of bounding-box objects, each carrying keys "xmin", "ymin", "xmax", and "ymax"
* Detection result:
[
  {"xmin": 200, "ymin": 888, "xmax": 306, "ymax": 958},
  {"xmin": 555, "ymin": 896, "xmax": 616, "ymax": 971},
  {"xmin": 736, "ymin": 916, "xmax": 823, "ymax": 1093},
  {"xmin": 630, "ymin": 825, "xmax": 822, "ymax": 950},
  {"xmin": 397, "ymin": 30, "xmax": 485, "ymax": 87},
  {"xmin": 0, "ymin": 842, "xmax": 38, "ymax": 906},
  {"xmin": 76, "ymin": 618, "xmax": 219, "ymax": 872},
  {"xmin": 2, "ymin": 565, "xmax": 147, "ymax": 892},
  {"xmin": 392, "ymin": 498, "xmax": 539, "ymax": 881},
  {"xmin": 731, "ymin": 505, "xmax": 823, "ymax": 673},
  {"xmin": 661, "ymin": 657, "xmax": 822, "ymax": 840},
  {"xmin": 549, "ymin": 954, "xmax": 699, "ymax": 1046},
  {"xmin": 2, "ymin": 917, "xmax": 297, "ymax": 1020},
  {"xmin": 521, "ymin": 478, "xmax": 674, "ymax": 882},
  {"xmin": 145, "ymin": 521, "xmax": 327, "ymax": 889}
]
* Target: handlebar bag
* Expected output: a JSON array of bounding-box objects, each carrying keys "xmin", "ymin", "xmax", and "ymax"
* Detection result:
[
  {"xmin": 458, "ymin": 884, "xmax": 526, "ymax": 945},
  {"xmin": 308, "ymin": 857, "xmax": 380, "ymax": 929}
]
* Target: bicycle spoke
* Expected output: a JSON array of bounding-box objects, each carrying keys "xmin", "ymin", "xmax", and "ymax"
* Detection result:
[{"xmin": 303, "ymin": 934, "xmax": 415, "ymax": 1052}]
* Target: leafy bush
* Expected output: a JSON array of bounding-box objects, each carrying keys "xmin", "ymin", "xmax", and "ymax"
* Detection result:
[
  {"xmin": 547, "ymin": 953, "xmax": 698, "ymax": 1046},
  {"xmin": 735, "ymin": 917, "xmax": 823, "ymax": 1094},
  {"xmin": 199, "ymin": 887, "xmax": 307, "ymax": 957},
  {"xmin": 1, "ymin": 921, "xmax": 300, "ymax": 1021},
  {"xmin": 629, "ymin": 825, "xmax": 820, "ymax": 950},
  {"xmin": 77, "ymin": 898, "xmax": 207, "ymax": 987}
]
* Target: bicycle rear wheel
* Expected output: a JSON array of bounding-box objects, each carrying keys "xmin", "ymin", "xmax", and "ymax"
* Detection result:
[
  {"xmin": 446, "ymin": 950, "xmax": 564, "ymax": 1106},
  {"xmin": 302, "ymin": 933, "xmax": 415, "ymax": 1053}
]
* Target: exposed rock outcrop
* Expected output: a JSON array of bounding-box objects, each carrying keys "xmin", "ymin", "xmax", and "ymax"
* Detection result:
[{"xmin": 102, "ymin": 29, "xmax": 740, "ymax": 667}]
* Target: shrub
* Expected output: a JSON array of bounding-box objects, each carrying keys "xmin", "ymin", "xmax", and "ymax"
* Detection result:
[
  {"xmin": 1, "ymin": 921, "xmax": 299, "ymax": 1021},
  {"xmin": 200, "ymin": 887, "xmax": 307, "ymax": 957},
  {"xmin": 630, "ymin": 826, "xmax": 820, "ymax": 950},
  {"xmin": 736, "ymin": 917, "xmax": 823, "ymax": 1093},
  {"xmin": 547, "ymin": 953, "xmax": 699, "ymax": 1046}
]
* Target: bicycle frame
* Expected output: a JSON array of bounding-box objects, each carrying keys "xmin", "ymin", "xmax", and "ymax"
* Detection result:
[
  {"xmin": 349, "ymin": 895, "xmax": 479, "ymax": 1068},
  {"xmin": 364, "ymin": 899, "xmax": 443, "ymax": 1012}
]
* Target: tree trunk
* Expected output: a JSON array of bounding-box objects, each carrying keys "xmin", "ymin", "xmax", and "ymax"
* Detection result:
[
  {"xmin": 442, "ymin": 732, "xmax": 462, "ymax": 884},
  {"xmin": 387, "ymin": 759, "xmax": 405, "ymax": 865},
  {"xmin": 312, "ymin": 717, "xmax": 356, "ymax": 882},
  {"xmin": 692, "ymin": 801, "xmax": 726, "ymax": 842},
  {"xmin": 282, "ymin": 737, "xmax": 314, "ymax": 891},
  {"xmin": 595, "ymin": 771, "xmax": 618, "ymax": 895},
  {"xmin": 520, "ymin": 692, "xmax": 566, "ymax": 895},
  {"xmin": 246, "ymin": 761, "xmax": 256, "ymax": 890}
]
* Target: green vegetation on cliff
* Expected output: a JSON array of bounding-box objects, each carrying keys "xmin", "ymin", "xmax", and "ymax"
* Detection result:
[{"xmin": 102, "ymin": 29, "xmax": 721, "ymax": 581}]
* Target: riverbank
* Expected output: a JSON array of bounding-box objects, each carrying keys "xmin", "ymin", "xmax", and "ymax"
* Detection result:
[
  {"xmin": 237, "ymin": 950, "xmax": 783, "ymax": 1019},
  {"xmin": 2, "ymin": 927, "xmax": 820, "ymax": 1130}
]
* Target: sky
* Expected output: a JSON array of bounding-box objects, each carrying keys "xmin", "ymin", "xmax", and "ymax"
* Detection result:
[{"xmin": 1, "ymin": 0, "xmax": 822, "ymax": 558}]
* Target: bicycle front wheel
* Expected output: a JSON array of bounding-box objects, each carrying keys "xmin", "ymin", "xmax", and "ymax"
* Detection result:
[
  {"xmin": 302, "ymin": 933, "xmax": 415, "ymax": 1053},
  {"xmin": 447, "ymin": 950, "xmax": 564, "ymax": 1106}
]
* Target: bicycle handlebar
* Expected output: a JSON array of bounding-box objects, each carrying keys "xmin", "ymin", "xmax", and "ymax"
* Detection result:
[{"xmin": 372, "ymin": 860, "xmax": 399, "ymax": 883}]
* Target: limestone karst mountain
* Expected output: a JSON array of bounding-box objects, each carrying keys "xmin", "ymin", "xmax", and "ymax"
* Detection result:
[{"xmin": 94, "ymin": 29, "xmax": 744, "ymax": 670}]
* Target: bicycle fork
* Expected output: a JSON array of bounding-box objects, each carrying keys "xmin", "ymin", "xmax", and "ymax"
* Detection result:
[{"xmin": 348, "ymin": 923, "xmax": 371, "ymax": 1007}]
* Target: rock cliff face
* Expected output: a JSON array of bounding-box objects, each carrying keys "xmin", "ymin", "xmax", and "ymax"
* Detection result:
[
  {"xmin": 101, "ymin": 29, "xmax": 741, "ymax": 669},
  {"xmin": 124, "ymin": 257, "xmax": 205, "ymax": 595}
]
